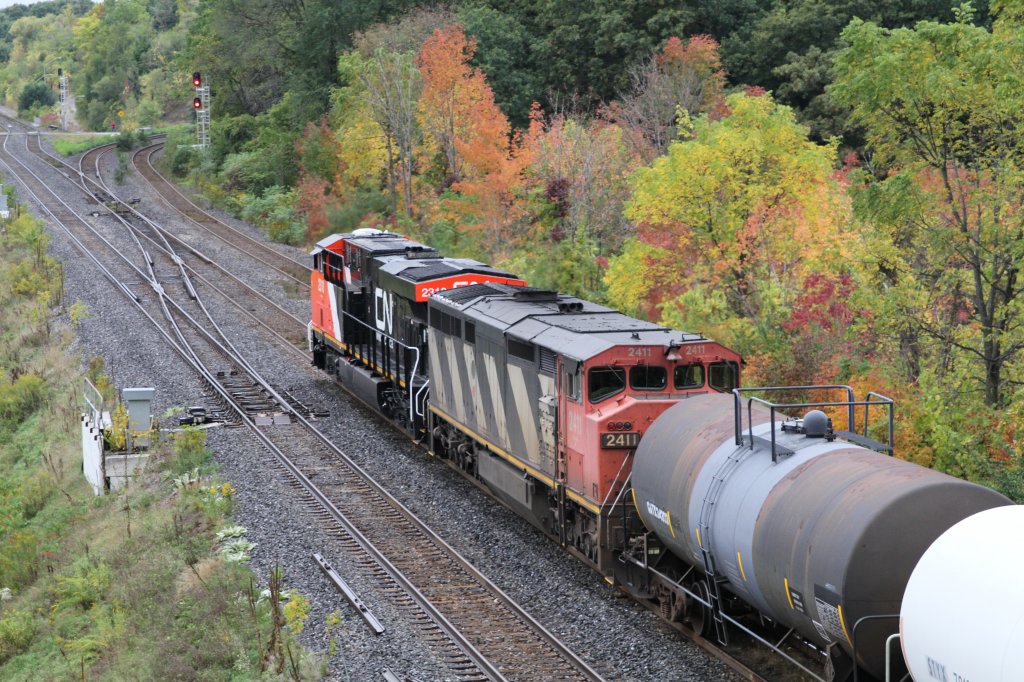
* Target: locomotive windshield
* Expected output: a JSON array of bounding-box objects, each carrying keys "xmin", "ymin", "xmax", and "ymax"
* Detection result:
[
  {"xmin": 674, "ymin": 364, "xmax": 705, "ymax": 389},
  {"xmin": 709, "ymin": 361, "xmax": 739, "ymax": 393},
  {"xmin": 630, "ymin": 365, "xmax": 667, "ymax": 390},
  {"xmin": 589, "ymin": 366, "xmax": 626, "ymax": 403}
]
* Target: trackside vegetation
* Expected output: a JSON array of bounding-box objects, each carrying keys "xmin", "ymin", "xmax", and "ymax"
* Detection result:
[
  {"xmin": 0, "ymin": 2, "xmax": 1019, "ymax": 495},
  {"xmin": 0, "ymin": 195, "xmax": 322, "ymax": 679}
]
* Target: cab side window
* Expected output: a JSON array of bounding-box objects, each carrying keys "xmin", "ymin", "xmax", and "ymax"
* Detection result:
[{"xmin": 563, "ymin": 365, "xmax": 581, "ymax": 402}]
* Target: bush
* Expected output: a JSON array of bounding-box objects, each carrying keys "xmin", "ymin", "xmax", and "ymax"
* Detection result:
[
  {"xmin": 52, "ymin": 560, "xmax": 112, "ymax": 611},
  {"xmin": 170, "ymin": 427, "xmax": 212, "ymax": 474},
  {"xmin": 17, "ymin": 82, "xmax": 55, "ymax": 113},
  {"xmin": 18, "ymin": 469, "xmax": 55, "ymax": 520},
  {"xmin": 0, "ymin": 373, "xmax": 46, "ymax": 426},
  {"xmin": 0, "ymin": 530, "xmax": 40, "ymax": 588},
  {"xmin": 0, "ymin": 609, "xmax": 36, "ymax": 664},
  {"xmin": 115, "ymin": 131, "xmax": 137, "ymax": 152}
]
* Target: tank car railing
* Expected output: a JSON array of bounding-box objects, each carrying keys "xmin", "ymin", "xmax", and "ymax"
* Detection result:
[
  {"xmin": 340, "ymin": 309, "xmax": 422, "ymax": 426},
  {"xmin": 732, "ymin": 386, "xmax": 895, "ymax": 463},
  {"xmin": 850, "ymin": 614, "xmax": 902, "ymax": 682},
  {"xmin": 623, "ymin": 557, "xmax": 828, "ymax": 681}
]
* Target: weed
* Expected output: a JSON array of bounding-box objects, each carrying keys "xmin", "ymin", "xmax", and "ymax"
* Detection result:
[
  {"xmin": 52, "ymin": 560, "xmax": 112, "ymax": 611},
  {"xmin": 18, "ymin": 469, "xmax": 54, "ymax": 520},
  {"xmin": 0, "ymin": 529, "xmax": 40, "ymax": 588},
  {"xmin": 170, "ymin": 427, "xmax": 212, "ymax": 474},
  {"xmin": 0, "ymin": 609, "xmax": 36, "ymax": 664}
]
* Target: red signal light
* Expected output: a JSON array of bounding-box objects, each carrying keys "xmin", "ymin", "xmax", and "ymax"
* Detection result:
[
  {"xmin": 193, "ymin": 97, "xmax": 202, "ymax": 109},
  {"xmin": 192, "ymin": 71, "xmax": 202, "ymax": 87}
]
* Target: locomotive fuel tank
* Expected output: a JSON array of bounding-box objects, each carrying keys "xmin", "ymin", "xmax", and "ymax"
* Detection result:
[
  {"xmin": 632, "ymin": 393, "xmax": 1011, "ymax": 679},
  {"xmin": 900, "ymin": 505, "xmax": 1024, "ymax": 682}
]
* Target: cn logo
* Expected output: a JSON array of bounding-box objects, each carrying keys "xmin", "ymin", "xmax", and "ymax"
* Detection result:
[{"xmin": 374, "ymin": 288, "xmax": 394, "ymax": 335}]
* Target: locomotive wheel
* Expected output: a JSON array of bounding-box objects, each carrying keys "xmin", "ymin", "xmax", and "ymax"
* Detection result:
[{"xmin": 688, "ymin": 581, "xmax": 713, "ymax": 638}]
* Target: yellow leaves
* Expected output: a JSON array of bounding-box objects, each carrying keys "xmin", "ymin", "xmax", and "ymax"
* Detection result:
[{"xmin": 334, "ymin": 102, "xmax": 389, "ymax": 199}]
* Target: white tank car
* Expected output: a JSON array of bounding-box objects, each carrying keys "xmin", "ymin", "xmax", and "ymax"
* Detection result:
[{"xmin": 901, "ymin": 505, "xmax": 1024, "ymax": 682}]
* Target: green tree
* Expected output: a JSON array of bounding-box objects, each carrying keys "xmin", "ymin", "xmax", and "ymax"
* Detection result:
[
  {"xmin": 73, "ymin": 0, "xmax": 154, "ymax": 130},
  {"xmin": 17, "ymin": 81, "xmax": 55, "ymax": 111},
  {"xmin": 611, "ymin": 92, "xmax": 847, "ymax": 358},
  {"xmin": 832, "ymin": 5, "xmax": 1024, "ymax": 408},
  {"xmin": 458, "ymin": 5, "xmax": 541, "ymax": 126},
  {"xmin": 481, "ymin": 0, "xmax": 762, "ymax": 106}
]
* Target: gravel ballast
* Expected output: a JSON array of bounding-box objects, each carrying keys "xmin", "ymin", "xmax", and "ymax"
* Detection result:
[{"xmin": 4, "ymin": 129, "xmax": 739, "ymax": 681}]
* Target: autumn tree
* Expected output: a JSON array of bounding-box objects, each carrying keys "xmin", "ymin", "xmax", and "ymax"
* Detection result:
[
  {"xmin": 339, "ymin": 49, "xmax": 421, "ymax": 217},
  {"xmin": 416, "ymin": 24, "xmax": 524, "ymax": 259},
  {"xmin": 615, "ymin": 35, "xmax": 726, "ymax": 161},
  {"xmin": 832, "ymin": 5, "xmax": 1024, "ymax": 408},
  {"xmin": 609, "ymin": 92, "xmax": 849, "ymax": 360},
  {"xmin": 417, "ymin": 24, "xmax": 509, "ymax": 185}
]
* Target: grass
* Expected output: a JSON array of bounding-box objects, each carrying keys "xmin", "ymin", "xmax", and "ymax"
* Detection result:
[
  {"xmin": 47, "ymin": 123, "xmax": 186, "ymax": 157},
  {"xmin": 0, "ymin": 200, "xmax": 322, "ymax": 679},
  {"xmin": 47, "ymin": 134, "xmax": 112, "ymax": 156}
]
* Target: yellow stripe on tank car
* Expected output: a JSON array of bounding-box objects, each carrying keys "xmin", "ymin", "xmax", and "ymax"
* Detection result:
[
  {"xmin": 666, "ymin": 511, "xmax": 677, "ymax": 538},
  {"xmin": 838, "ymin": 604, "xmax": 852, "ymax": 644},
  {"xmin": 695, "ymin": 527, "xmax": 703, "ymax": 549},
  {"xmin": 736, "ymin": 551, "xmax": 747, "ymax": 581},
  {"xmin": 784, "ymin": 578, "xmax": 795, "ymax": 609}
]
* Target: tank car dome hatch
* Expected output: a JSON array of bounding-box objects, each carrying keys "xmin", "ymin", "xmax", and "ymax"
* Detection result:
[
  {"xmin": 631, "ymin": 393, "xmax": 1012, "ymax": 679},
  {"xmin": 802, "ymin": 409, "xmax": 829, "ymax": 437},
  {"xmin": 901, "ymin": 505, "xmax": 1024, "ymax": 682}
]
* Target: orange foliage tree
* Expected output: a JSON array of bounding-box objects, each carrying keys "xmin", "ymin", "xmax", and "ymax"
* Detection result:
[{"xmin": 417, "ymin": 24, "xmax": 526, "ymax": 258}]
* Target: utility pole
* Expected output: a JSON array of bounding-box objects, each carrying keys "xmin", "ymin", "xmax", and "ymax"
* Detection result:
[{"xmin": 192, "ymin": 72, "xmax": 209, "ymax": 150}]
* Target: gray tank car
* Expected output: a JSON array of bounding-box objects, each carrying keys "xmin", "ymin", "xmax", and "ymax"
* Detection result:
[{"xmin": 628, "ymin": 391, "xmax": 1010, "ymax": 680}]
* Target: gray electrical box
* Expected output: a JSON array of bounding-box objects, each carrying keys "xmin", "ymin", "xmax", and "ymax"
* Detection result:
[{"xmin": 122, "ymin": 387, "xmax": 155, "ymax": 448}]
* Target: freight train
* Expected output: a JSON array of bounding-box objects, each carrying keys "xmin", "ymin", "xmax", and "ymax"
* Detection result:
[{"xmin": 307, "ymin": 228, "xmax": 1014, "ymax": 681}]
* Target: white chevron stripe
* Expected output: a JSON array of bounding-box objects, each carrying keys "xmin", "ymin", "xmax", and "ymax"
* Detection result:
[
  {"xmin": 327, "ymin": 283, "xmax": 342, "ymax": 340},
  {"xmin": 464, "ymin": 344, "xmax": 484, "ymax": 427},
  {"xmin": 484, "ymin": 354, "xmax": 509, "ymax": 444},
  {"xmin": 508, "ymin": 363, "xmax": 540, "ymax": 465},
  {"xmin": 445, "ymin": 336, "xmax": 466, "ymax": 423}
]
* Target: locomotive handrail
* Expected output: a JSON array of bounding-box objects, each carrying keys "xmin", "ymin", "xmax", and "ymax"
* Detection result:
[
  {"xmin": 599, "ymin": 451, "xmax": 633, "ymax": 510},
  {"xmin": 340, "ymin": 308, "xmax": 422, "ymax": 426},
  {"xmin": 732, "ymin": 386, "xmax": 895, "ymax": 463},
  {"xmin": 414, "ymin": 378, "xmax": 430, "ymax": 419}
]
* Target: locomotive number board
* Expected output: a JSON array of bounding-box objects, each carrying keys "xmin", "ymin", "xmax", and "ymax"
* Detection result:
[{"xmin": 601, "ymin": 432, "xmax": 641, "ymax": 449}]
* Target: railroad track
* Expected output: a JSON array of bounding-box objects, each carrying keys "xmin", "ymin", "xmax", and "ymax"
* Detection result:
[
  {"xmin": 72, "ymin": 130, "xmax": 781, "ymax": 679},
  {"xmin": 17, "ymin": 129, "xmax": 310, "ymax": 358},
  {"xmin": 131, "ymin": 141, "xmax": 311, "ymax": 287},
  {"xmin": 0, "ymin": 128, "xmax": 609, "ymax": 682}
]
